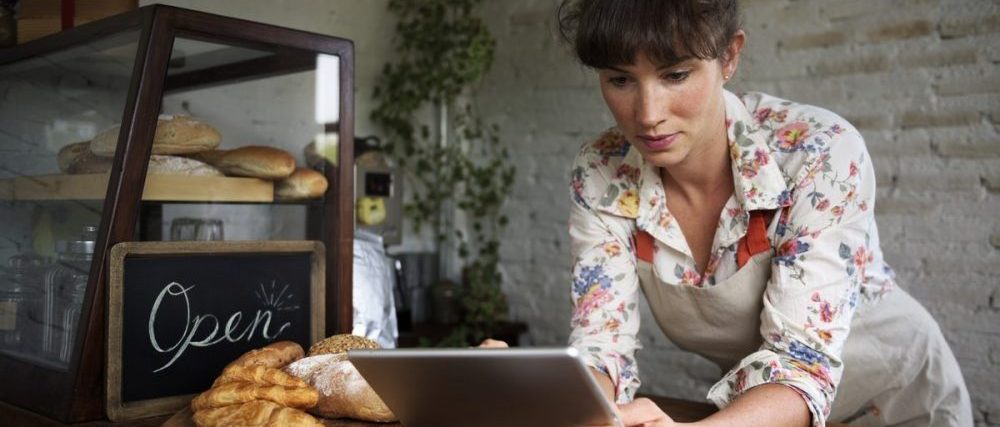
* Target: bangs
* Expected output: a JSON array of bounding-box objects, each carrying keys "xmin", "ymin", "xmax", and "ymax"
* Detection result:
[{"xmin": 560, "ymin": 0, "xmax": 739, "ymax": 69}]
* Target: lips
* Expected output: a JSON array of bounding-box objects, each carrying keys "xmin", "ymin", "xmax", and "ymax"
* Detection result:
[{"xmin": 637, "ymin": 133, "xmax": 678, "ymax": 151}]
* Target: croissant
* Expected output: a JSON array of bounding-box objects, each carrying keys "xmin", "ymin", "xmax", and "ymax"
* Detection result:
[
  {"xmin": 191, "ymin": 381, "xmax": 319, "ymax": 412},
  {"xmin": 213, "ymin": 365, "xmax": 309, "ymax": 388},
  {"xmin": 227, "ymin": 341, "xmax": 305, "ymax": 370},
  {"xmin": 192, "ymin": 399, "xmax": 323, "ymax": 427}
]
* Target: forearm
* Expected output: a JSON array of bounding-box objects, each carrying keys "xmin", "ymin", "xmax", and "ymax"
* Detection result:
[{"xmin": 692, "ymin": 384, "xmax": 810, "ymax": 427}]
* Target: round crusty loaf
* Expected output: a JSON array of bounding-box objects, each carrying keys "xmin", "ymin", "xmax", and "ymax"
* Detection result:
[
  {"xmin": 284, "ymin": 353, "xmax": 396, "ymax": 422},
  {"xmin": 307, "ymin": 334, "xmax": 379, "ymax": 357},
  {"xmin": 148, "ymin": 155, "xmax": 223, "ymax": 176},
  {"xmin": 275, "ymin": 168, "xmax": 328, "ymax": 201},
  {"xmin": 57, "ymin": 141, "xmax": 114, "ymax": 174},
  {"xmin": 89, "ymin": 115, "xmax": 221, "ymax": 156},
  {"xmin": 211, "ymin": 146, "xmax": 296, "ymax": 179},
  {"xmin": 227, "ymin": 341, "xmax": 305, "ymax": 370}
]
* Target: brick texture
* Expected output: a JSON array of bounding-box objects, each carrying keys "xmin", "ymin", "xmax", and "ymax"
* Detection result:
[{"xmin": 472, "ymin": 0, "xmax": 1000, "ymax": 425}]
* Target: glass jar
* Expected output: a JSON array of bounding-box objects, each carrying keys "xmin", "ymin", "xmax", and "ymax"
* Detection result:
[
  {"xmin": 0, "ymin": 253, "xmax": 46, "ymax": 355},
  {"xmin": 42, "ymin": 227, "xmax": 95, "ymax": 367}
]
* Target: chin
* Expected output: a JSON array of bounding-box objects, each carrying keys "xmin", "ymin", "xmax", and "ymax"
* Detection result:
[{"xmin": 637, "ymin": 148, "xmax": 685, "ymax": 168}]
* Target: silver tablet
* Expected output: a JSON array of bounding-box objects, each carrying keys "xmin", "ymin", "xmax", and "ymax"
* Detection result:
[{"xmin": 348, "ymin": 347, "xmax": 623, "ymax": 427}]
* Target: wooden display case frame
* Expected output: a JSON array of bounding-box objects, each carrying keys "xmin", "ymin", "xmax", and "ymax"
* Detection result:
[{"xmin": 0, "ymin": 5, "xmax": 355, "ymax": 423}]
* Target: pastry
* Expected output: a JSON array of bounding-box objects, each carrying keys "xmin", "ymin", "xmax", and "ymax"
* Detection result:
[
  {"xmin": 306, "ymin": 334, "xmax": 379, "ymax": 357},
  {"xmin": 206, "ymin": 146, "xmax": 296, "ymax": 179},
  {"xmin": 213, "ymin": 365, "xmax": 309, "ymax": 388},
  {"xmin": 275, "ymin": 168, "xmax": 328, "ymax": 200},
  {"xmin": 57, "ymin": 141, "xmax": 114, "ymax": 174},
  {"xmin": 227, "ymin": 341, "xmax": 305, "ymax": 370},
  {"xmin": 148, "ymin": 155, "xmax": 223, "ymax": 176},
  {"xmin": 192, "ymin": 399, "xmax": 323, "ymax": 427},
  {"xmin": 285, "ymin": 353, "xmax": 396, "ymax": 422},
  {"xmin": 89, "ymin": 114, "xmax": 221, "ymax": 156},
  {"xmin": 190, "ymin": 382, "xmax": 318, "ymax": 412}
]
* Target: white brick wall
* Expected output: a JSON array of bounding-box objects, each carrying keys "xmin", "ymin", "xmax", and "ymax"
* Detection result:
[{"xmin": 475, "ymin": 0, "xmax": 1000, "ymax": 424}]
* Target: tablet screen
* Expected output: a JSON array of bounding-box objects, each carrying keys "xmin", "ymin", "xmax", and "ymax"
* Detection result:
[{"xmin": 349, "ymin": 347, "xmax": 622, "ymax": 427}]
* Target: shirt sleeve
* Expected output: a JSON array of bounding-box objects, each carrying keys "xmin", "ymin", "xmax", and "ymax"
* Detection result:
[
  {"xmin": 707, "ymin": 130, "xmax": 877, "ymax": 427},
  {"xmin": 566, "ymin": 148, "xmax": 643, "ymax": 404}
]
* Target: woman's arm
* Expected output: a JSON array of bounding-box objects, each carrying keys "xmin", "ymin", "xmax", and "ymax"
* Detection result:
[{"xmin": 693, "ymin": 384, "xmax": 809, "ymax": 427}]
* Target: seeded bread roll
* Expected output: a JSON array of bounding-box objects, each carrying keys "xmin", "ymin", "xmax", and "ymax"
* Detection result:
[
  {"xmin": 57, "ymin": 141, "xmax": 114, "ymax": 174},
  {"xmin": 204, "ymin": 146, "xmax": 296, "ymax": 179},
  {"xmin": 306, "ymin": 334, "xmax": 379, "ymax": 357},
  {"xmin": 90, "ymin": 115, "xmax": 221, "ymax": 156},
  {"xmin": 275, "ymin": 168, "xmax": 328, "ymax": 200}
]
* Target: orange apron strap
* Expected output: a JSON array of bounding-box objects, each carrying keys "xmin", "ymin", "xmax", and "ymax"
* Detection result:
[
  {"xmin": 634, "ymin": 230, "xmax": 655, "ymax": 263},
  {"xmin": 736, "ymin": 210, "xmax": 776, "ymax": 268}
]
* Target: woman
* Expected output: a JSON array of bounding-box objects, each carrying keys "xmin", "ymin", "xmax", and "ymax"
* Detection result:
[{"xmin": 555, "ymin": 1, "xmax": 971, "ymax": 426}]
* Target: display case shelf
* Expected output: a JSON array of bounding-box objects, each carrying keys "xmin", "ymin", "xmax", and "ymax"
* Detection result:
[
  {"xmin": 0, "ymin": 5, "xmax": 356, "ymax": 424},
  {"xmin": 0, "ymin": 173, "xmax": 275, "ymax": 202}
]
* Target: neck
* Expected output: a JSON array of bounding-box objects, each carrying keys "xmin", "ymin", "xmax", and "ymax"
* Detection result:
[{"xmin": 661, "ymin": 116, "xmax": 733, "ymax": 203}]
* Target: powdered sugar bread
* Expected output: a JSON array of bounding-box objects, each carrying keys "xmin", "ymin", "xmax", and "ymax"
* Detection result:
[
  {"xmin": 284, "ymin": 354, "xmax": 396, "ymax": 422},
  {"xmin": 148, "ymin": 155, "xmax": 224, "ymax": 176}
]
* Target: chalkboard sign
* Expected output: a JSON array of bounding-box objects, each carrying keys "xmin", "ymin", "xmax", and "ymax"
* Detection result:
[{"xmin": 105, "ymin": 241, "xmax": 325, "ymax": 421}]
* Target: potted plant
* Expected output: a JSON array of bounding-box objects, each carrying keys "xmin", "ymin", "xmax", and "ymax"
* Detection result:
[{"xmin": 371, "ymin": 0, "xmax": 515, "ymax": 346}]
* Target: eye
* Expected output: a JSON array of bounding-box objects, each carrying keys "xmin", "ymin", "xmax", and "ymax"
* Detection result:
[
  {"xmin": 607, "ymin": 75, "xmax": 630, "ymax": 87},
  {"xmin": 663, "ymin": 71, "xmax": 690, "ymax": 82}
]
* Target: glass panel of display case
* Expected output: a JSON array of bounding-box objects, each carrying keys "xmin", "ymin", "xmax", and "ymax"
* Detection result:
[
  {"xmin": 137, "ymin": 36, "xmax": 340, "ymax": 243},
  {"xmin": 0, "ymin": 30, "xmax": 141, "ymax": 370}
]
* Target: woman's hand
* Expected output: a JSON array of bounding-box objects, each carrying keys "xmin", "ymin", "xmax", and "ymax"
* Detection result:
[
  {"xmin": 476, "ymin": 339, "xmax": 509, "ymax": 348},
  {"xmin": 618, "ymin": 398, "xmax": 678, "ymax": 427}
]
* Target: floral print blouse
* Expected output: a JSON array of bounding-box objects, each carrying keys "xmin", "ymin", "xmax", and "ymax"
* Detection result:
[{"xmin": 567, "ymin": 90, "xmax": 897, "ymax": 427}]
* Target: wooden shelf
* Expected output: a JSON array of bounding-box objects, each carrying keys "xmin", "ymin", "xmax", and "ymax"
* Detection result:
[{"xmin": 1, "ymin": 173, "xmax": 274, "ymax": 202}]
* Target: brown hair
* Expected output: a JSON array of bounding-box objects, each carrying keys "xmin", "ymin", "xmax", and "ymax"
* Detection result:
[{"xmin": 558, "ymin": 0, "xmax": 742, "ymax": 68}]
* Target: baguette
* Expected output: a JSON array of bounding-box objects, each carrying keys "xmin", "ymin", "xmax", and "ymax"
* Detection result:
[
  {"xmin": 275, "ymin": 168, "xmax": 328, "ymax": 200},
  {"xmin": 204, "ymin": 146, "xmax": 296, "ymax": 179}
]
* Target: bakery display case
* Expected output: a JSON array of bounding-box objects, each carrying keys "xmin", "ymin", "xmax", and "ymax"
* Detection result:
[{"xmin": 0, "ymin": 5, "xmax": 354, "ymax": 423}]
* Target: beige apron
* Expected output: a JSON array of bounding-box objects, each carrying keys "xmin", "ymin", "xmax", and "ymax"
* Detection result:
[{"xmin": 634, "ymin": 214, "xmax": 972, "ymax": 426}]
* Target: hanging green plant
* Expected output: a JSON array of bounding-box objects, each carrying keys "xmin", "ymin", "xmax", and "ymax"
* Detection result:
[{"xmin": 371, "ymin": 0, "xmax": 516, "ymax": 346}]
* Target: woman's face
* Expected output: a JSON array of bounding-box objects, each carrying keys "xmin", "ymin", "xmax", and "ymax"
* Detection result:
[{"xmin": 598, "ymin": 38, "xmax": 742, "ymax": 169}]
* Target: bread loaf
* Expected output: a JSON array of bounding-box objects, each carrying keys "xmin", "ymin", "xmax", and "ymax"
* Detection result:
[
  {"xmin": 190, "ymin": 382, "xmax": 318, "ymax": 412},
  {"xmin": 207, "ymin": 146, "xmax": 296, "ymax": 179},
  {"xmin": 90, "ymin": 115, "xmax": 221, "ymax": 156},
  {"xmin": 275, "ymin": 168, "xmax": 328, "ymax": 200},
  {"xmin": 57, "ymin": 141, "xmax": 114, "ymax": 174},
  {"xmin": 148, "ymin": 155, "xmax": 223, "ymax": 176},
  {"xmin": 284, "ymin": 354, "xmax": 396, "ymax": 422},
  {"xmin": 192, "ymin": 399, "xmax": 324, "ymax": 427},
  {"xmin": 227, "ymin": 341, "xmax": 304, "ymax": 370}
]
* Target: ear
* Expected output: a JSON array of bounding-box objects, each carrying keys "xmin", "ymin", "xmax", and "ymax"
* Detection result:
[{"xmin": 722, "ymin": 30, "xmax": 746, "ymax": 81}]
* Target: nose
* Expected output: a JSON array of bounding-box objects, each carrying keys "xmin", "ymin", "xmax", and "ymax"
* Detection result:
[{"xmin": 636, "ymin": 83, "xmax": 666, "ymax": 130}]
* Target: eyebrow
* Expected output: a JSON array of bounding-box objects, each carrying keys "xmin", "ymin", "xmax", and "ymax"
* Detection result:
[{"xmin": 604, "ymin": 56, "xmax": 696, "ymax": 73}]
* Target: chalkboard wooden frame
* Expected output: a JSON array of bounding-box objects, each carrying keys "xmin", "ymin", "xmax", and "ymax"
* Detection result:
[{"xmin": 105, "ymin": 240, "xmax": 326, "ymax": 421}]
